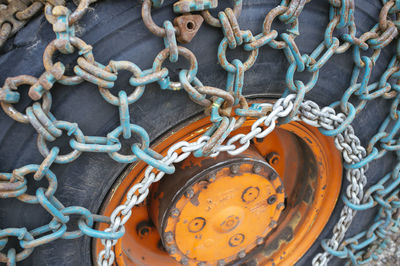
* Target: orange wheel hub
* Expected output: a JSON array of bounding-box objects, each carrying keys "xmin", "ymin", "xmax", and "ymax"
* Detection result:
[
  {"xmin": 150, "ymin": 147, "xmax": 285, "ymax": 265},
  {"xmin": 94, "ymin": 99, "xmax": 342, "ymax": 266}
]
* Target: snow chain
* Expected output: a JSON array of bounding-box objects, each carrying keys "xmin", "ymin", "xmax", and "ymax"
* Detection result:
[{"xmin": 0, "ymin": 0, "xmax": 399, "ymax": 265}]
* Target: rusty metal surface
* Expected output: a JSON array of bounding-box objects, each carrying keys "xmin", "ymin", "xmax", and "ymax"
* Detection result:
[
  {"xmin": 173, "ymin": 14, "xmax": 204, "ymax": 44},
  {"xmin": 0, "ymin": 0, "xmax": 43, "ymax": 47}
]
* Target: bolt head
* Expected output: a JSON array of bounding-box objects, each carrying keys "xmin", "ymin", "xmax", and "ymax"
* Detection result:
[
  {"xmin": 167, "ymin": 245, "xmax": 177, "ymax": 255},
  {"xmin": 184, "ymin": 188, "xmax": 194, "ymax": 199},
  {"xmin": 207, "ymin": 173, "xmax": 216, "ymax": 183},
  {"xmin": 230, "ymin": 164, "xmax": 240, "ymax": 174},
  {"xmin": 181, "ymin": 257, "xmax": 189, "ymax": 265},
  {"xmin": 170, "ymin": 208, "xmax": 180, "ymax": 218},
  {"xmin": 136, "ymin": 221, "xmax": 153, "ymax": 238},
  {"xmin": 238, "ymin": 250, "xmax": 246, "ymax": 259},
  {"xmin": 269, "ymin": 220, "xmax": 277, "ymax": 228},
  {"xmin": 256, "ymin": 237, "xmax": 264, "ymax": 245},
  {"xmin": 268, "ymin": 173, "xmax": 278, "ymax": 181},
  {"xmin": 266, "ymin": 152, "xmax": 280, "ymax": 165},
  {"xmin": 164, "ymin": 231, "xmax": 174, "ymax": 243},
  {"xmin": 252, "ymin": 164, "xmax": 262, "ymax": 174}
]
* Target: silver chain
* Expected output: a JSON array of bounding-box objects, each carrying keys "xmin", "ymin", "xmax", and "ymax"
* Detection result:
[
  {"xmin": 98, "ymin": 94, "xmax": 368, "ymax": 266},
  {"xmin": 301, "ymin": 101, "xmax": 368, "ymax": 266}
]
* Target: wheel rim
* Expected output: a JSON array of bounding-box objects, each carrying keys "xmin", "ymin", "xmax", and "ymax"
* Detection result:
[{"xmin": 94, "ymin": 100, "xmax": 342, "ymax": 265}]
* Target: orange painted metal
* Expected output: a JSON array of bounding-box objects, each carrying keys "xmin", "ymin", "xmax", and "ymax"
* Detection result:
[
  {"xmin": 93, "ymin": 100, "xmax": 342, "ymax": 266},
  {"xmin": 150, "ymin": 147, "xmax": 285, "ymax": 265}
]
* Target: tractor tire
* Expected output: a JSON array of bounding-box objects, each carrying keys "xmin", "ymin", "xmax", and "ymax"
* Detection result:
[{"xmin": 0, "ymin": 0, "xmax": 393, "ymax": 265}]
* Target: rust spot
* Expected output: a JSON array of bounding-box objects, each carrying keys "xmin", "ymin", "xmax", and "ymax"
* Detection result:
[
  {"xmin": 263, "ymin": 227, "xmax": 293, "ymax": 256},
  {"xmin": 307, "ymin": 159, "xmax": 318, "ymax": 180},
  {"xmin": 303, "ymin": 184, "xmax": 313, "ymax": 204}
]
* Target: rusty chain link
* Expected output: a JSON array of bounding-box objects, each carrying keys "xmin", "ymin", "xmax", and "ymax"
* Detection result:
[{"xmin": 0, "ymin": 0, "xmax": 44, "ymax": 48}]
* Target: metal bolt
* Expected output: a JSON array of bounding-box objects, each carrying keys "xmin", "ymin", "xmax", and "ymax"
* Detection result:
[
  {"xmin": 266, "ymin": 152, "xmax": 280, "ymax": 165},
  {"xmin": 207, "ymin": 173, "xmax": 216, "ymax": 183},
  {"xmin": 256, "ymin": 237, "xmax": 264, "ymax": 245},
  {"xmin": 170, "ymin": 208, "xmax": 180, "ymax": 218},
  {"xmin": 238, "ymin": 250, "xmax": 246, "ymax": 259},
  {"xmin": 181, "ymin": 257, "xmax": 189, "ymax": 265},
  {"xmin": 164, "ymin": 231, "xmax": 174, "ymax": 243},
  {"xmin": 136, "ymin": 221, "xmax": 153, "ymax": 239},
  {"xmin": 167, "ymin": 245, "xmax": 177, "ymax": 255},
  {"xmin": 252, "ymin": 164, "xmax": 262, "ymax": 174},
  {"xmin": 184, "ymin": 188, "xmax": 194, "ymax": 199},
  {"xmin": 269, "ymin": 220, "xmax": 277, "ymax": 228},
  {"xmin": 277, "ymin": 202, "xmax": 285, "ymax": 210},
  {"xmin": 230, "ymin": 164, "xmax": 240, "ymax": 174},
  {"xmin": 268, "ymin": 173, "xmax": 278, "ymax": 181},
  {"xmin": 267, "ymin": 195, "xmax": 277, "ymax": 205}
]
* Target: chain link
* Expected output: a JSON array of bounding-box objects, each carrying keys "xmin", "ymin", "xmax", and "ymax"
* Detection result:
[
  {"xmin": 0, "ymin": 0, "xmax": 44, "ymax": 48},
  {"xmin": 0, "ymin": 0, "xmax": 400, "ymax": 265}
]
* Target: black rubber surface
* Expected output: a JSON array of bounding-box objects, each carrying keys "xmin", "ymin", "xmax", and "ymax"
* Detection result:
[{"xmin": 0, "ymin": 0, "xmax": 395, "ymax": 265}]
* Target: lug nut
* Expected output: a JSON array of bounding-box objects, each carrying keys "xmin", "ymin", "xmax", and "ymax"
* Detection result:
[
  {"xmin": 266, "ymin": 152, "xmax": 280, "ymax": 165},
  {"xmin": 181, "ymin": 257, "xmax": 189, "ymax": 265},
  {"xmin": 230, "ymin": 164, "xmax": 240, "ymax": 174},
  {"xmin": 268, "ymin": 173, "xmax": 278, "ymax": 181},
  {"xmin": 164, "ymin": 231, "xmax": 174, "ymax": 243},
  {"xmin": 252, "ymin": 164, "xmax": 262, "ymax": 174},
  {"xmin": 238, "ymin": 250, "xmax": 246, "ymax": 259},
  {"xmin": 136, "ymin": 221, "xmax": 153, "ymax": 239},
  {"xmin": 269, "ymin": 220, "xmax": 277, "ymax": 228},
  {"xmin": 207, "ymin": 173, "xmax": 216, "ymax": 183},
  {"xmin": 170, "ymin": 208, "xmax": 180, "ymax": 218},
  {"xmin": 167, "ymin": 245, "xmax": 177, "ymax": 255},
  {"xmin": 184, "ymin": 188, "xmax": 194, "ymax": 198}
]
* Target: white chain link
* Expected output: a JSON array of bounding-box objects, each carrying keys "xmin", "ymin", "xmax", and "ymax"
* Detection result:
[
  {"xmin": 98, "ymin": 95, "xmax": 368, "ymax": 266},
  {"xmin": 299, "ymin": 101, "xmax": 368, "ymax": 266}
]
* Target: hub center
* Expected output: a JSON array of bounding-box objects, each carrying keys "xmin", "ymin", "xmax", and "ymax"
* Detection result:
[{"xmin": 150, "ymin": 147, "xmax": 285, "ymax": 265}]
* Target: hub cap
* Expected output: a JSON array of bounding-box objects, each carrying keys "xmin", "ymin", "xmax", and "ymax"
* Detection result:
[{"xmin": 151, "ymin": 148, "xmax": 284, "ymax": 265}]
